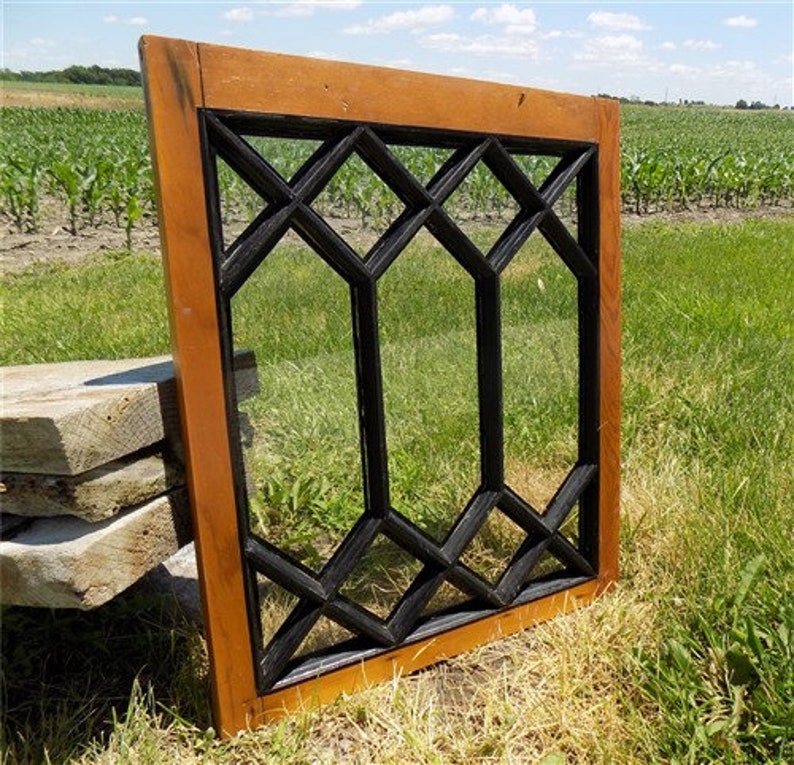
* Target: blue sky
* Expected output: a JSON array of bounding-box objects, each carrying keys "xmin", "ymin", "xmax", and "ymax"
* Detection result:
[{"xmin": 2, "ymin": 1, "xmax": 792, "ymax": 105}]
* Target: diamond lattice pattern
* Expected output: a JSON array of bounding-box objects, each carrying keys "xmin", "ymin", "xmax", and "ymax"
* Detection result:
[{"xmin": 202, "ymin": 112, "xmax": 600, "ymax": 690}]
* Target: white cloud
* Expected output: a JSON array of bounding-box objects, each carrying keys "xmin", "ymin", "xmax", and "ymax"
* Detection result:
[
  {"xmin": 103, "ymin": 15, "xmax": 147, "ymax": 26},
  {"xmin": 505, "ymin": 26, "xmax": 537, "ymax": 36},
  {"xmin": 662, "ymin": 57, "xmax": 791, "ymax": 104},
  {"xmin": 684, "ymin": 39, "xmax": 721, "ymax": 51},
  {"xmin": 668, "ymin": 59, "xmax": 762, "ymax": 83},
  {"xmin": 463, "ymin": 3, "xmax": 564, "ymax": 40},
  {"xmin": 587, "ymin": 12, "xmax": 650, "ymax": 32},
  {"xmin": 304, "ymin": 49, "xmax": 339, "ymax": 59},
  {"xmin": 659, "ymin": 42, "xmax": 676, "ymax": 51},
  {"xmin": 669, "ymin": 63, "xmax": 699, "ymax": 77},
  {"xmin": 543, "ymin": 30, "xmax": 583, "ymax": 41},
  {"xmin": 269, "ymin": 0, "xmax": 361, "ymax": 13},
  {"xmin": 467, "ymin": 5, "xmax": 540, "ymax": 41},
  {"xmin": 598, "ymin": 35, "xmax": 643, "ymax": 52},
  {"xmin": 271, "ymin": 4, "xmax": 314, "ymax": 16},
  {"xmin": 345, "ymin": 5, "xmax": 454, "ymax": 35},
  {"xmin": 420, "ymin": 31, "xmax": 541, "ymax": 59},
  {"xmin": 470, "ymin": 4, "xmax": 537, "ymax": 31},
  {"xmin": 304, "ymin": 0, "xmax": 360, "ymax": 7},
  {"xmin": 304, "ymin": 1, "xmax": 361, "ymax": 8},
  {"xmin": 223, "ymin": 7, "xmax": 255, "ymax": 22},
  {"xmin": 224, "ymin": 2, "xmax": 360, "ymax": 21},
  {"xmin": 712, "ymin": 60, "xmax": 762, "ymax": 78},
  {"xmin": 724, "ymin": 15, "xmax": 758, "ymax": 28},
  {"xmin": 573, "ymin": 34, "xmax": 659, "ymax": 70},
  {"xmin": 383, "ymin": 57, "xmax": 416, "ymax": 69}
]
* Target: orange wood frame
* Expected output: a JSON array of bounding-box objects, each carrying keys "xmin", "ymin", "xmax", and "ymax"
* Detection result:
[{"xmin": 140, "ymin": 35, "xmax": 620, "ymax": 737}]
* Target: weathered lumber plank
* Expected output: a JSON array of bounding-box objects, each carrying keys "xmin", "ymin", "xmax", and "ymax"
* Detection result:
[
  {"xmin": 0, "ymin": 488, "xmax": 191, "ymax": 609},
  {"xmin": 1, "ymin": 447, "xmax": 183, "ymax": 522},
  {"xmin": 1, "ymin": 351, "xmax": 257, "ymax": 475}
]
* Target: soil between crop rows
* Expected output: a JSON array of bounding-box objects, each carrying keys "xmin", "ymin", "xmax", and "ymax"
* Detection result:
[{"xmin": 3, "ymin": 205, "xmax": 791, "ymax": 276}]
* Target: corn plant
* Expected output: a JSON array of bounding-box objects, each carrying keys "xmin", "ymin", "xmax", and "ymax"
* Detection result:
[
  {"xmin": 0, "ymin": 103, "xmax": 792, "ymax": 237},
  {"xmin": 0, "ymin": 155, "xmax": 42, "ymax": 232}
]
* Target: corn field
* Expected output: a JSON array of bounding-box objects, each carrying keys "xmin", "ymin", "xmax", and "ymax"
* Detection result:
[
  {"xmin": 1, "ymin": 103, "xmax": 792, "ymax": 241},
  {"xmin": 620, "ymin": 106, "xmax": 793, "ymax": 213}
]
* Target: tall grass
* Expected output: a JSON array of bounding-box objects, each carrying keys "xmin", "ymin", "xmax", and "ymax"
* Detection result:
[
  {"xmin": 619, "ymin": 219, "xmax": 793, "ymax": 761},
  {"xmin": 1, "ymin": 216, "xmax": 792, "ymax": 763}
]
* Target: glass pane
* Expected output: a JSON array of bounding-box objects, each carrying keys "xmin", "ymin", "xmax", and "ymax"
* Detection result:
[
  {"xmin": 379, "ymin": 239, "xmax": 480, "ymax": 540},
  {"xmin": 420, "ymin": 580, "xmax": 473, "ymax": 617},
  {"xmin": 460, "ymin": 509, "xmax": 527, "ymax": 585},
  {"xmin": 244, "ymin": 135, "xmax": 322, "ymax": 182},
  {"xmin": 214, "ymin": 154, "xmax": 267, "ymax": 248},
  {"xmin": 525, "ymin": 550, "xmax": 566, "ymax": 584},
  {"xmin": 390, "ymin": 144, "xmax": 453, "ymax": 185},
  {"xmin": 502, "ymin": 235, "xmax": 578, "ymax": 512},
  {"xmin": 338, "ymin": 535, "xmax": 424, "ymax": 620},
  {"xmin": 310, "ymin": 153, "xmax": 404, "ymax": 257},
  {"xmin": 443, "ymin": 160, "xmax": 521, "ymax": 252},
  {"xmin": 257, "ymin": 575, "xmax": 300, "ymax": 646},
  {"xmin": 513, "ymin": 151, "xmax": 579, "ymax": 233},
  {"xmin": 295, "ymin": 615, "xmax": 356, "ymax": 659},
  {"xmin": 231, "ymin": 242, "xmax": 364, "ymax": 573}
]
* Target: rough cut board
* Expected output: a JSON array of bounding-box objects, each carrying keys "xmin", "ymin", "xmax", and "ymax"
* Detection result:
[
  {"xmin": 1, "ymin": 447, "xmax": 183, "ymax": 522},
  {"xmin": 0, "ymin": 488, "xmax": 191, "ymax": 609},
  {"xmin": 1, "ymin": 351, "xmax": 257, "ymax": 475}
]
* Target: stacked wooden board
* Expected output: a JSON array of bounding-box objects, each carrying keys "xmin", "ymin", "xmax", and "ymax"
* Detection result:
[{"xmin": 0, "ymin": 352, "xmax": 257, "ymax": 609}]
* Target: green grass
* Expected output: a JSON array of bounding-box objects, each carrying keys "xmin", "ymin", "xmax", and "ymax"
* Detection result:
[
  {"xmin": 0, "ymin": 253, "xmax": 170, "ymax": 364},
  {"xmin": 619, "ymin": 218, "xmax": 793, "ymax": 762},
  {"xmin": 1, "ymin": 216, "xmax": 792, "ymax": 763}
]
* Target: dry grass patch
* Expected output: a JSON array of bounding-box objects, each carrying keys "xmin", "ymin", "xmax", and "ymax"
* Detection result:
[
  {"xmin": 66, "ymin": 584, "xmax": 652, "ymax": 765},
  {"xmin": 0, "ymin": 84, "xmax": 142, "ymax": 111}
]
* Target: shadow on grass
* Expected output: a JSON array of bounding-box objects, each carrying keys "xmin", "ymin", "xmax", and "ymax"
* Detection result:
[{"xmin": 0, "ymin": 587, "xmax": 211, "ymax": 764}]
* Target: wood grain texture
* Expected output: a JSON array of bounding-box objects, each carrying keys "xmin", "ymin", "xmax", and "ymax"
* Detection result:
[
  {"xmin": 596, "ymin": 99, "xmax": 621, "ymax": 588},
  {"xmin": 0, "ymin": 488, "xmax": 191, "ymax": 609},
  {"xmin": 1, "ymin": 356, "xmax": 183, "ymax": 475},
  {"xmin": 1, "ymin": 448, "xmax": 182, "ymax": 522},
  {"xmin": 196, "ymin": 41, "xmax": 601, "ymax": 144},
  {"xmin": 245, "ymin": 579, "xmax": 598, "ymax": 724},
  {"xmin": 0, "ymin": 352, "xmax": 257, "ymax": 476},
  {"xmin": 140, "ymin": 35, "xmax": 259, "ymax": 736}
]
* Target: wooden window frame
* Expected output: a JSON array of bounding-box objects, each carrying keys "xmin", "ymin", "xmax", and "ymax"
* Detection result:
[{"xmin": 140, "ymin": 35, "xmax": 620, "ymax": 737}]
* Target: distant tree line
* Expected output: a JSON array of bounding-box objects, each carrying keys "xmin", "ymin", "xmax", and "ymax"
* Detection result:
[
  {"xmin": 597, "ymin": 93, "xmax": 787, "ymax": 110},
  {"xmin": 734, "ymin": 99, "xmax": 782, "ymax": 110},
  {"xmin": 0, "ymin": 65, "xmax": 140, "ymax": 87},
  {"xmin": 597, "ymin": 94, "xmax": 707, "ymax": 107}
]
